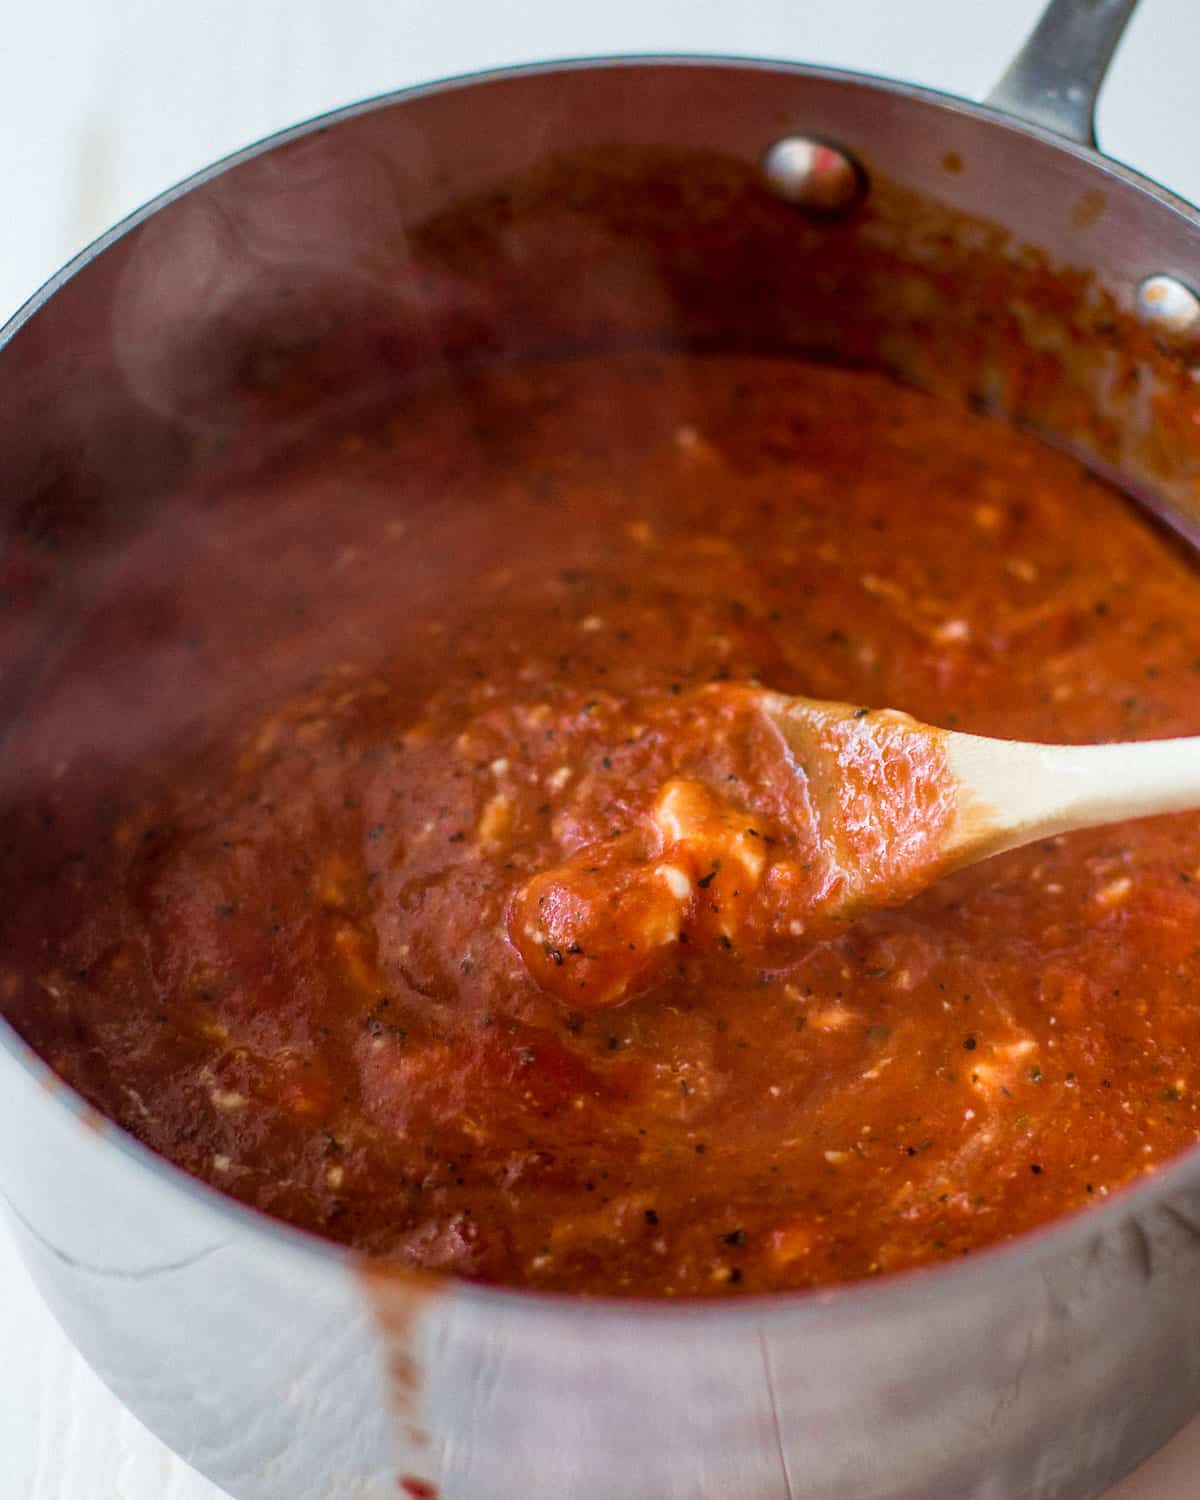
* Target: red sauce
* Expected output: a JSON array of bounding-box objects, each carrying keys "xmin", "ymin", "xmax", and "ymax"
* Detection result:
[{"xmin": 7, "ymin": 350, "xmax": 1200, "ymax": 1297}]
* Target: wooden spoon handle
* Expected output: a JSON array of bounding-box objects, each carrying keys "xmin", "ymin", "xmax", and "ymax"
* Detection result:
[{"xmin": 944, "ymin": 731, "xmax": 1200, "ymax": 866}]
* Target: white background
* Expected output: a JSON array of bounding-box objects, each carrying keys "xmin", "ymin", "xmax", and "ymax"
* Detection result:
[{"xmin": 5, "ymin": 1, "xmax": 1200, "ymax": 1495}]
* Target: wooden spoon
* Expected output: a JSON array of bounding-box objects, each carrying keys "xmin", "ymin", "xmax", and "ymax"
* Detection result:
[
  {"xmin": 510, "ymin": 686, "xmax": 1200, "ymax": 1008},
  {"xmin": 764, "ymin": 692, "xmax": 1200, "ymax": 905}
]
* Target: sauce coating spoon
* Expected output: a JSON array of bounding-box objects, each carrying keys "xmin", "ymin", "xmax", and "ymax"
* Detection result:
[
  {"xmin": 510, "ymin": 687, "xmax": 1200, "ymax": 1008},
  {"xmin": 765, "ymin": 692, "xmax": 1200, "ymax": 900}
]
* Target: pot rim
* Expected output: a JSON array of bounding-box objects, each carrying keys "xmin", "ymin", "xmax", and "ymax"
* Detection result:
[{"xmin": 4, "ymin": 49, "xmax": 1200, "ymax": 1330}]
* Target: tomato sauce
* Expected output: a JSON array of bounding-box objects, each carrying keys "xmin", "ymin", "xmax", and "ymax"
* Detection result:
[{"xmin": 7, "ymin": 350, "xmax": 1200, "ymax": 1297}]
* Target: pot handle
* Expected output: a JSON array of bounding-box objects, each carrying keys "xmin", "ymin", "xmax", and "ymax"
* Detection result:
[{"xmin": 986, "ymin": 0, "xmax": 1139, "ymax": 149}]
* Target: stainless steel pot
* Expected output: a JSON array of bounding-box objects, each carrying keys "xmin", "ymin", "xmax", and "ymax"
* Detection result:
[{"xmin": 4, "ymin": 3, "xmax": 1200, "ymax": 1497}]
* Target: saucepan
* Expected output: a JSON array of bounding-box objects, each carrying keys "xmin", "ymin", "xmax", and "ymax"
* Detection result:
[{"xmin": 4, "ymin": 1, "xmax": 1200, "ymax": 1497}]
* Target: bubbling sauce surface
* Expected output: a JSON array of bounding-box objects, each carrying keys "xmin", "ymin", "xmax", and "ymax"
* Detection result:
[{"xmin": 6, "ymin": 351, "xmax": 1200, "ymax": 1297}]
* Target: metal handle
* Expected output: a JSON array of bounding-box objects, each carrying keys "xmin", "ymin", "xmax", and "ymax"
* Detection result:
[{"xmin": 986, "ymin": 0, "xmax": 1140, "ymax": 148}]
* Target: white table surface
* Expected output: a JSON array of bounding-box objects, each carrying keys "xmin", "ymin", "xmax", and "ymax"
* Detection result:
[{"xmin": 6, "ymin": 2, "xmax": 1200, "ymax": 1495}]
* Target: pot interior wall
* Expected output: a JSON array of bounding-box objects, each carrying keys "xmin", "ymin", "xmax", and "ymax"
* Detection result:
[{"xmin": 7, "ymin": 66, "xmax": 1200, "ymax": 487}]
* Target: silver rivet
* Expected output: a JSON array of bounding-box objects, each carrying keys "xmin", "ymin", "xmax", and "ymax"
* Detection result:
[
  {"xmin": 761, "ymin": 137, "xmax": 865, "ymax": 216},
  {"xmin": 1135, "ymin": 274, "xmax": 1200, "ymax": 349}
]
